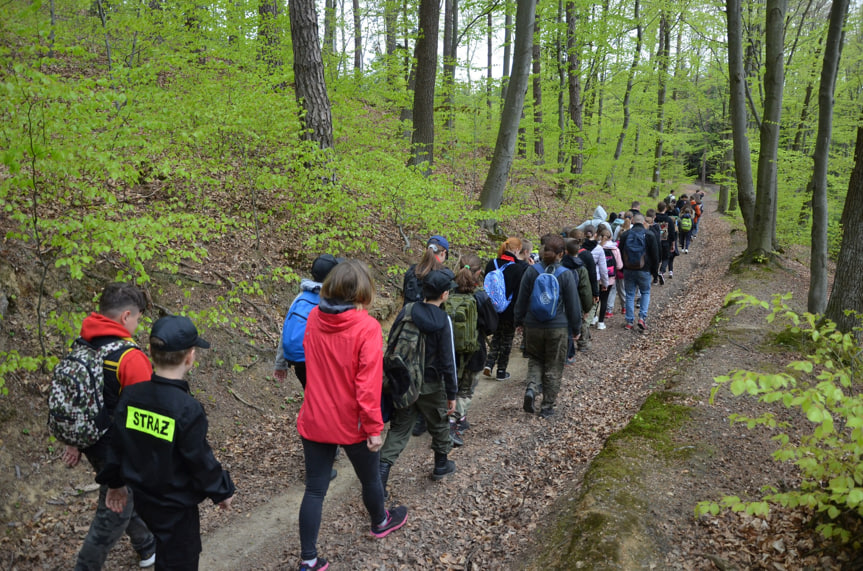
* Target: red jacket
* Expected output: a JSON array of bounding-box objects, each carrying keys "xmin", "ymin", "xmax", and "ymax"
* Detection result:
[
  {"xmin": 80, "ymin": 312, "xmax": 152, "ymax": 389},
  {"xmin": 297, "ymin": 305, "xmax": 384, "ymax": 445}
]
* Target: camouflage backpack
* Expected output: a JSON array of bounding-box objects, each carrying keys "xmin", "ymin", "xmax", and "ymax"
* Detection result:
[
  {"xmin": 443, "ymin": 291, "xmax": 479, "ymax": 355},
  {"xmin": 48, "ymin": 338, "xmax": 135, "ymax": 448},
  {"xmin": 382, "ymin": 304, "xmax": 426, "ymax": 409}
]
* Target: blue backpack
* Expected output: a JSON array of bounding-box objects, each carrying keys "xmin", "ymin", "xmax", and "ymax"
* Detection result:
[
  {"xmin": 281, "ymin": 290, "xmax": 320, "ymax": 362},
  {"xmin": 484, "ymin": 259, "xmax": 514, "ymax": 313},
  {"xmin": 622, "ymin": 229, "xmax": 647, "ymax": 270},
  {"xmin": 529, "ymin": 264, "xmax": 568, "ymax": 322}
]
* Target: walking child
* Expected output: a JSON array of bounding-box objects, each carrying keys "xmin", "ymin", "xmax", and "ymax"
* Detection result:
[
  {"xmin": 447, "ymin": 254, "xmax": 498, "ymax": 446},
  {"xmin": 98, "ymin": 315, "xmax": 235, "ymax": 571}
]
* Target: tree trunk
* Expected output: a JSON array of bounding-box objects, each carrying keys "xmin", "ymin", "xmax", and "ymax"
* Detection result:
[
  {"xmin": 407, "ymin": 0, "xmax": 440, "ymax": 171},
  {"xmin": 651, "ymin": 12, "xmax": 671, "ymax": 198},
  {"xmin": 750, "ymin": 0, "xmax": 786, "ymax": 257},
  {"xmin": 289, "ymin": 0, "xmax": 334, "ymax": 150},
  {"xmin": 556, "ymin": 0, "xmax": 566, "ymax": 173},
  {"xmin": 532, "ymin": 18, "xmax": 544, "ymax": 163},
  {"xmin": 479, "ymin": 0, "xmax": 537, "ymax": 212},
  {"xmin": 443, "ymin": 0, "xmax": 456, "ymax": 131},
  {"xmin": 606, "ymin": 0, "xmax": 640, "ymax": 189},
  {"xmin": 352, "ymin": 0, "xmax": 362, "ymax": 71},
  {"xmin": 726, "ymin": 0, "xmax": 756, "ymax": 234},
  {"xmin": 487, "ymin": 11, "xmax": 493, "ymax": 118},
  {"xmin": 718, "ymin": 140, "xmax": 732, "ymax": 214},
  {"xmin": 807, "ymin": 0, "xmax": 849, "ymax": 314},
  {"xmin": 258, "ymin": 0, "xmax": 281, "ymax": 74},
  {"xmin": 501, "ymin": 0, "xmax": 513, "ymax": 102},
  {"xmin": 323, "ymin": 0, "xmax": 336, "ymax": 58},
  {"xmin": 825, "ymin": 117, "xmax": 863, "ymax": 334},
  {"xmin": 566, "ymin": 0, "xmax": 583, "ymax": 182}
]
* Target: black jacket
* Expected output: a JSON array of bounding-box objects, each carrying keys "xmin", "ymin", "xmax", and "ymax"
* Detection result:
[
  {"xmin": 392, "ymin": 302, "xmax": 458, "ymax": 400},
  {"xmin": 654, "ymin": 212, "xmax": 678, "ymax": 243},
  {"xmin": 513, "ymin": 262, "xmax": 582, "ymax": 335},
  {"xmin": 484, "ymin": 253, "xmax": 528, "ymax": 322},
  {"xmin": 576, "ymin": 249, "xmax": 598, "ymax": 297},
  {"xmin": 619, "ymin": 226, "xmax": 660, "ymax": 278},
  {"xmin": 402, "ymin": 265, "xmax": 422, "ymax": 306},
  {"xmin": 97, "ymin": 374, "xmax": 235, "ymax": 509}
]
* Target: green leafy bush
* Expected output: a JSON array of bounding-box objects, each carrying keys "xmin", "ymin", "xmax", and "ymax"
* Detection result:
[{"xmin": 696, "ymin": 291, "xmax": 863, "ymax": 543}]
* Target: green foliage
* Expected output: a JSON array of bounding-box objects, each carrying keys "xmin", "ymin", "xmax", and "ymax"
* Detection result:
[
  {"xmin": 697, "ymin": 292, "xmax": 863, "ymax": 543},
  {"xmin": 0, "ymin": 350, "xmax": 45, "ymax": 397}
]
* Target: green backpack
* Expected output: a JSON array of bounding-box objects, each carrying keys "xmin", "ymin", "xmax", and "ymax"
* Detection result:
[
  {"xmin": 443, "ymin": 291, "xmax": 479, "ymax": 355},
  {"xmin": 383, "ymin": 303, "xmax": 425, "ymax": 409}
]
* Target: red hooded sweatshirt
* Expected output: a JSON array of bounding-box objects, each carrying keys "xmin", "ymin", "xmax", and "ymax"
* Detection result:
[
  {"xmin": 297, "ymin": 305, "xmax": 384, "ymax": 445},
  {"xmin": 80, "ymin": 312, "xmax": 152, "ymax": 389}
]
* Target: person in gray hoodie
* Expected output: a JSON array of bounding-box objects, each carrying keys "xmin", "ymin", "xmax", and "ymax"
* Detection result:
[
  {"xmin": 576, "ymin": 205, "xmax": 613, "ymax": 234},
  {"xmin": 380, "ymin": 269, "xmax": 459, "ymax": 488},
  {"xmin": 514, "ymin": 235, "xmax": 582, "ymax": 419}
]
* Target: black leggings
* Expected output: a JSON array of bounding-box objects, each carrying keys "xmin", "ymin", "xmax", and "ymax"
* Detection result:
[
  {"xmin": 598, "ymin": 288, "xmax": 611, "ymax": 323},
  {"xmin": 299, "ymin": 438, "xmax": 386, "ymax": 561}
]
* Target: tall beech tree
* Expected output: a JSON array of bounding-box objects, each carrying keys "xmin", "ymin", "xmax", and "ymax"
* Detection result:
[
  {"xmin": 480, "ymin": 0, "xmax": 537, "ymax": 212},
  {"xmin": 807, "ymin": 0, "xmax": 850, "ymax": 313},
  {"xmin": 825, "ymin": 113, "xmax": 863, "ymax": 334},
  {"xmin": 651, "ymin": 11, "xmax": 671, "ymax": 198},
  {"xmin": 289, "ymin": 0, "xmax": 334, "ymax": 149},
  {"xmin": 407, "ymin": 0, "xmax": 440, "ymax": 170},
  {"xmin": 566, "ymin": 0, "xmax": 583, "ymax": 182}
]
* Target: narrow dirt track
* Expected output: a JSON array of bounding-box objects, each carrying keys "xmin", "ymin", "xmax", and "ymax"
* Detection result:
[{"xmin": 198, "ymin": 185, "xmax": 734, "ymax": 570}]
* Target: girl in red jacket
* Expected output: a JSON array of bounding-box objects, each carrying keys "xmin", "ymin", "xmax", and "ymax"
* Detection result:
[{"xmin": 296, "ymin": 260, "xmax": 408, "ymax": 571}]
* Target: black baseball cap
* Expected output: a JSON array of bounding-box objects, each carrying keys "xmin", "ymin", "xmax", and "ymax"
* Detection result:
[
  {"xmin": 311, "ymin": 254, "xmax": 343, "ymax": 283},
  {"xmin": 422, "ymin": 268, "xmax": 456, "ymax": 299},
  {"xmin": 150, "ymin": 315, "xmax": 211, "ymax": 352}
]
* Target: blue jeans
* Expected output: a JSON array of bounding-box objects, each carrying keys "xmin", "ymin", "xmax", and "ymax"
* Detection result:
[
  {"xmin": 299, "ymin": 438, "xmax": 386, "ymax": 561},
  {"xmin": 624, "ymin": 270, "xmax": 652, "ymax": 323}
]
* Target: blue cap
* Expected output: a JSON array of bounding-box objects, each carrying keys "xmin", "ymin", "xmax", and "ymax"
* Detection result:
[{"xmin": 427, "ymin": 235, "xmax": 449, "ymax": 251}]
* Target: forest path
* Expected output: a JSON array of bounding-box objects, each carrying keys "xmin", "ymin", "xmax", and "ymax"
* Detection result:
[{"xmin": 199, "ymin": 184, "xmax": 727, "ymax": 569}]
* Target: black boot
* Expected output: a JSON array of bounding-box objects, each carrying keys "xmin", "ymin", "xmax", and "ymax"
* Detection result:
[
  {"xmin": 432, "ymin": 452, "xmax": 455, "ymax": 481},
  {"xmin": 379, "ymin": 462, "xmax": 391, "ymax": 499}
]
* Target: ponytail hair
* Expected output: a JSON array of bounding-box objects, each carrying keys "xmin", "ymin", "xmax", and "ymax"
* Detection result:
[
  {"xmin": 540, "ymin": 235, "xmax": 565, "ymax": 266},
  {"xmin": 414, "ymin": 245, "xmax": 444, "ymax": 280},
  {"xmin": 498, "ymin": 237, "xmax": 522, "ymax": 258},
  {"xmin": 455, "ymin": 253, "xmax": 482, "ymax": 293}
]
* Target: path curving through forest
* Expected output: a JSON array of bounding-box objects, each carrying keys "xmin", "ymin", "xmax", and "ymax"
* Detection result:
[{"xmin": 197, "ymin": 184, "xmax": 735, "ymax": 570}]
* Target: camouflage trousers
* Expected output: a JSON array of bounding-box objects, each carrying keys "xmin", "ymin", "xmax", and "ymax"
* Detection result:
[{"xmin": 75, "ymin": 460, "xmax": 154, "ymax": 571}]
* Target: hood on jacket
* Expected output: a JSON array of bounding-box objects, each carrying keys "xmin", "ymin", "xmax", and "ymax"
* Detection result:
[
  {"xmin": 582, "ymin": 239, "xmax": 599, "ymax": 251},
  {"xmin": 408, "ymin": 302, "xmax": 449, "ymax": 334},
  {"xmin": 300, "ymin": 279, "xmax": 323, "ymax": 294},
  {"xmin": 80, "ymin": 313, "xmax": 134, "ymax": 342},
  {"xmin": 592, "ymin": 205, "xmax": 608, "ymax": 221},
  {"xmin": 312, "ymin": 298, "xmax": 370, "ymax": 334},
  {"xmin": 601, "ymin": 241, "xmax": 620, "ymax": 251},
  {"xmin": 561, "ymin": 254, "xmax": 584, "ymax": 270}
]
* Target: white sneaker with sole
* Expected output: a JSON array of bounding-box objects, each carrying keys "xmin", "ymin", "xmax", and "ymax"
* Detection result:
[
  {"xmin": 596, "ymin": 322, "xmax": 606, "ymax": 330},
  {"xmin": 140, "ymin": 553, "xmax": 156, "ymax": 568}
]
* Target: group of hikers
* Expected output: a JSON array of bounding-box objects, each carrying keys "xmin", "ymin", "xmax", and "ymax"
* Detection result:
[{"xmin": 50, "ymin": 190, "xmax": 705, "ymax": 571}]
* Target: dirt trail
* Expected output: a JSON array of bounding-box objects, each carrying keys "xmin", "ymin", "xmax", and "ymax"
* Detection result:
[{"xmin": 198, "ymin": 185, "xmax": 729, "ymax": 570}]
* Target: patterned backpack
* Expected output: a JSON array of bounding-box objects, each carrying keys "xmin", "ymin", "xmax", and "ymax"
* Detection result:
[
  {"xmin": 382, "ymin": 304, "xmax": 426, "ymax": 409},
  {"xmin": 484, "ymin": 260, "xmax": 513, "ymax": 313},
  {"xmin": 48, "ymin": 338, "xmax": 134, "ymax": 448}
]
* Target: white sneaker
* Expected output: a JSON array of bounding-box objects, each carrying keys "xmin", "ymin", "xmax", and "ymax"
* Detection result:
[
  {"xmin": 668, "ymin": 271, "xmax": 673, "ymax": 278},
  {"xmin": 590, "ymin": 315, "xmax": 599, "ymax": 326},
  {"xmin": 596, "ymin": 322, "xmax": 607, "ymax": 330},
  {"xmin": 140, "ymin": 553, "xmax": 156, "ymax": 568}
]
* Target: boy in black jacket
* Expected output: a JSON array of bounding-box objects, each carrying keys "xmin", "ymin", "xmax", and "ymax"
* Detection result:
[
  {"xmin": 380, "ymin": 269, "xmax": 459, "ymax": 488},
  {"xmin": 99, "ymin": 315, "xmax": 235, "ymax": 571}
]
